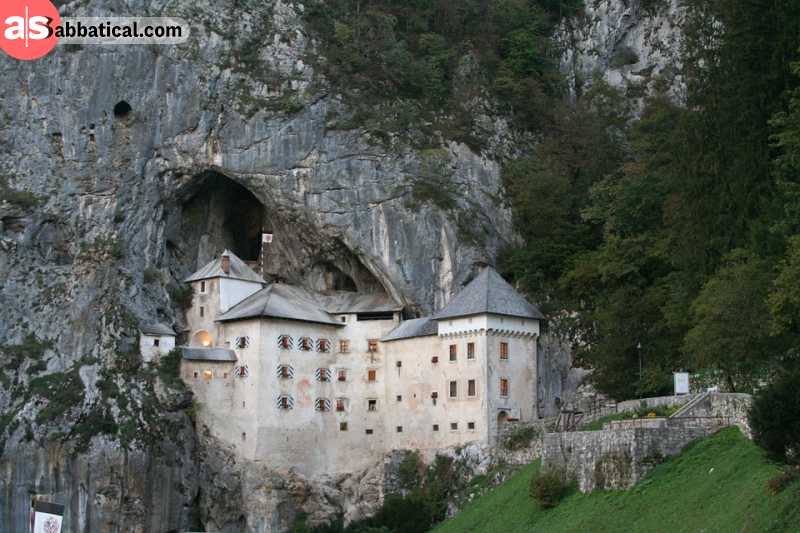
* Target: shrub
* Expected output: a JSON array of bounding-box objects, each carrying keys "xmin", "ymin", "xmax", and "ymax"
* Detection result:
[
  {"xmin": 529, "ymin": 467, "xmax": 566, "ymax": 509},
  {"xmin": 169, "ymin": 284, "xmax": 194, "ymax": 309},
  {"xmin": 397, "ymin": 450, "xmax": 422, "ymax": 489},
  {"xmin": 158, "ymin": 349, "xmax": 184, "ymax": 389},
  {"xmin": 143, "ymin": 268, "xmax": 161, "ymax": 284},
  {"xmin": 503, "ymin": 424, "xmax": 540, "ymax": 451},
  {"xmin": 750, "ymin": 368, "xmax": 800, "ymax": 465},
  {"xmin": 766, "ymin": 468, "xmax": 799, "ymax": 495}
]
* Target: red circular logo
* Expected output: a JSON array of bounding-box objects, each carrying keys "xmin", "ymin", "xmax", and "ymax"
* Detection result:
[{"xmin": 0, "ymin": 0, "xmax": 60, "ymax": 61}]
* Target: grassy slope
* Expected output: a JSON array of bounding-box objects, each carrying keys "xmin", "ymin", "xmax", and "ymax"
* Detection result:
[{"xmin": 433, "ymin": 428, "xmax": 800, "ymax": 533}]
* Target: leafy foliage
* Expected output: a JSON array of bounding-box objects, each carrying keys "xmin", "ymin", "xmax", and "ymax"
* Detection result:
[
  {"xmin": 750, "ymin": 366, "xmax": 800, "ymax": 465},
  {"xmin": 529, "ymin": 467, "xmax": 567, "ymax": 509}
]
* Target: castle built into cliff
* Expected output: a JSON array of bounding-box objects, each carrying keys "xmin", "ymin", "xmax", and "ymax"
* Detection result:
[{"xmin": 148, "ymin": 250, "xmax": 545, "ymax": 475}]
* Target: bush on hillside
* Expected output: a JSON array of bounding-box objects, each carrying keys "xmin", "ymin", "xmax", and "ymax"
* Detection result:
[
  {"xmin": 749, "ymin": 368, "xmax": 800, "ymax": 465},
  {"xmin": 529, "ymin": 467, "xmax": 567, "ymax": 509}
]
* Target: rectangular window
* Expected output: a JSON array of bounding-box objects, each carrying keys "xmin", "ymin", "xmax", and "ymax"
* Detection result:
[
  {"xmin": 340, "ymin": 315, "xmax": 347, "ymax": 323},
  {"xmin": 366, "ymin": 428, "xmax": 374, "ymax": 435},
  {"xmin": 368, "ymin": 369, "xmax": 377, "ymax": 382},
  {"xmin": 368, "ymin": 339, "xmax": 378, "ymax": 352},
  {"xmin": 153, "ymin": 338, "xmax": 160, "ymax": 347},
  {"xmin": 202, "ymin": 370, "xmax": 213, "ymax": 380},
  {"xmin": 193, "ymin": 371, "xmax": 198, "ymax": 379},
  {"xmin": 500, "ymin": 342, "xmax": 509, "ymax": 360},
  {"xmin": 500, "ymin": 378, "xmax": 509, "ymax": 397},
  {"xmin": 449, "ymin": 344, "xmax": 457, "ymax": 361},
  {"xmin": 433, "ymin": 424, "xmax": 439, "ymax": 431},
  {"xmin": 340, "ymin": 422, "xmax": 348, "ymax": 431},
  {"xmin": 396, "ymin": 395, "xmax": 402, "ymax": 402},
  {"xmin": 431, "ymin": 355, "xmax": 439, "ymax": 364},
  {"xmin": 467, "ymin": 342, "xmax": 475, "ymax": 359},
  {"xmin": 468, "ymin": 421, "xmax": 475, "ymax": 430},
  {"xmin": 339, "ymin": 340, "xmax": 350, "ymax": 353},
  {"xmin": 468, "ymin": 379, "xmax": 476, "ymax": 397},
  {"xmin": 396, "ymin": 426, "xmax": 403, "ymax": 433},
  {"xmin": 449, "ymin": 380, "xmax": 457, "ymax": 398},
  {"xmin": 200, "ymin": 280, "xmax": 206, "ymax": 293},
  {"xmin": 338, "ymin": 369, "xmax": 347, "ymax": 382},
  {"xmin": 223, "ymin": 372, "xmax": 229, "ymax": 379},
  {"xmin": 368, "ymin": 399, "xmax": 377, "ymax": 411},
  {"xmin": 336, "ymin": 399, "xmax": 346, "ymax": 412},
  {"xmin": 450, "ymin": 422, "xmax": 458, "ymax": 431},
  {"xmin": 199, "ymin": 306, "xmax": 205, "ymax": 318}
]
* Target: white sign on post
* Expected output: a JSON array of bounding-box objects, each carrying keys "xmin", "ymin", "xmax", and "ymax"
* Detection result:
[
  {"xmin": 262, "ymin": 233, "xmax": 273, "ymax": 244},
  {"xmin": 674, "ymin": 372, "xmax": 690, "ymax": 395},
  {"xmin": 31, "ymin": 501, "xmax": 64, "ymax": 533}
]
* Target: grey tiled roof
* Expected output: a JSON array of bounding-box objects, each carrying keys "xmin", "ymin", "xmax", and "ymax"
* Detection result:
[
  {"xmin": 321, "ymin": 291, "xmax": 402, "ymax": 314},
  {"xmin": 183, "ymin": 249, "xmax": 265, "ymax": 284},
  {"xmin": 433, "ymin": 267, "xmax": 544, "ymax": 321},
  {"xmin": 382, "ymin": 317, "xmax": 438, "ymax": 342},
  {"xmin": 180, "ymin": 346, "xmax": 237, "ymax": 362},
  {"xmin": 139, "ymin": 323, "xmax": 176, "ymax": 336},
  {"xmin": 217, "ymin": 283, "xmax": 343, "ymax": 326}
]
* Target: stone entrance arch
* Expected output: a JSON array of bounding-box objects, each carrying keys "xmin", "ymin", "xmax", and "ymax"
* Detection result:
[{"xmin": 192, "ymin": 330, "xmax": 213, "ymax": 347}]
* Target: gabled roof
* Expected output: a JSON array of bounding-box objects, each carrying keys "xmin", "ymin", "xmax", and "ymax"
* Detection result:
[
  {"xmin": 433, "ymin": 267, "xmax": 544, "ymax": 321},
  {"xmin": 180, "ymin": 346, "xmax": 237, "ymax": 362},
  {"xmin": 217, "ymin": 283, "xmax": 343, "ymax": 327},
  {"xmin": 320, "ymin": 292, "xmax": 402, "ymax": 314},
  {"xmin": 183, "ymin": 249, "xmax": 264, "ymax": 284},
  {"xmin": 382, "ymin": 317, "xmax": 438, "ymax": 342},
  {"xmin": 139, "ymin": 323, "xmax": 176, "ymax": 336}
]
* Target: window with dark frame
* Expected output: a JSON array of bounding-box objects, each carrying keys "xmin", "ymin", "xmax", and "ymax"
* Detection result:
[
  {"xmin": 366, "ymin": 428, "xmax": 374, "ymax": 435},
  {"xmin": 153, "ymin": 338, "xmax": 159, "ymax": 347},
  {"xmin": 468, "ymin": 379, "xmax": 476, "ymax": 397},
  {"xmin": 433, "ymin": 424, "xmax": 439, "ymax": 431},
  {"xmin": 200, "ymin": 280, "xmax": 206, "ymax": 293},
  {"xmin": 449, "ymin": 380, "xmax": 457, "ymax": 398},
  {"xmin": 450, "ymin": 422, "xmax": 458, "ymax": 430},
  {"xmin": 467, "ymin": 342, "xmax": 475, "ymax": 359},
  {"xmin": 396, "ymin": 426, "xmax": 403, "ymax": 433},
  {"xmin": 340, "ymin": 422, "xmax": 348, "ymax": 431},
  {"xmin": 500, "ymin": 378, "xmax": 509, "ymax": 397},
  {"xmin": 500, "ymin": 342, "xmax": 509, "ymax": 360},
  {"xmin": 199, "ymin": 306, "xmax": 204, "ymax": 318},
  {"xmin": 368, "ymin": 399, "xmax": 377, "ymax": 411},
  {"xmin": 468, "ymin": 421, "xmax": 475, "ymax": 430},
  {"xmin": 339, "ymin": 339, "xmax": 350, "ymax": 353},
  {"xmin": 449, "ymin": 344, "xmax": 457, "ymax": 361}
]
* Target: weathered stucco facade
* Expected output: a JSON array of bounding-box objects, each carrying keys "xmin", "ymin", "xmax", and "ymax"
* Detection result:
[{"xmin": 178, "ymin": 251, "xmax": 545, "ymax": 475}]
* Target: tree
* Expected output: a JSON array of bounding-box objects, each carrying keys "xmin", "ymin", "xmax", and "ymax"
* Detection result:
[{"xmin": 750, "ymin": 367, "xmax": 800, "ymax": 465}]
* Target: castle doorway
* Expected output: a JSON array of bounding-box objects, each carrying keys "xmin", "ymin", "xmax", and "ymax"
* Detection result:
[{"xmin": 192, "ymin": 330, "xmax": 213, "ymax": 347}]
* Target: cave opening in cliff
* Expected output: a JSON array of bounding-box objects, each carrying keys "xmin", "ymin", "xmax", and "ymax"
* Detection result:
[
  {"xmin": 113, "ymin": 100, "xmax": 132, "ymax": 118},
  {"xmin": 179, "ymin": 171, "xmax": 266, "ymax": 266}
]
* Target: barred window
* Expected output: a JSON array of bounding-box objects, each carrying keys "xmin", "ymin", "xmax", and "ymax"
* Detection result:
[
  {"xmin": 500, "ymin": 342, "xmax": 509, "ymax": 360},
  {"xmin": 500, "ymin": 378, "xmax": 509, "ymax": 397},
  {"xmin": 277, "ymin": 395, "xmax": 294, "ymax": 410},
  {"xmin": 299, "ymin": 337, "xmax": 313, "ymax": 351},
  {"xmin": 278, "ymin": 335, "xmax": 293, "ymax": 350},
  {"xmin": 276, "ymin": 365, "xmax": 294, "ymax": 379},
  {"xmin": 235, "ymin": 336, "xmax": 250, "ymax": 349},
  {"xmin": 339, "ymin": 339, "xmax": 350, "ymax": 353}
]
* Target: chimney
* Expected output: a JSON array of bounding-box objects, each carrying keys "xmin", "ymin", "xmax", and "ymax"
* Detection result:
[{"xmin": 221, "ymin": 253, "xmax": 231, "ymax": 275}]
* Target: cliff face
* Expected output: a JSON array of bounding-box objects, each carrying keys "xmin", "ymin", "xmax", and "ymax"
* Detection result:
[{"xmin": 0, "ymin": 1, "xmax": 682, "ymax": 531}]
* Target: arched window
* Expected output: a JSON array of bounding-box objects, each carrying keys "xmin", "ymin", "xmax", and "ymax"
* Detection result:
[
  {"xmin": 276, "ymin": 365, "xmax": 294, "ymax": 379},
  {"xmin": 235, "ymin": 336, "xmax": 250, "ymax": 349},
  {"xmin": 276, "ymin": 395, "xmax": 294, "ymax": 410},
  {"xmin": 299, "ymin": 337, "xmax": 313, "ymax": 351},
  {"xmin": 315, "ymin": 368, "xmax": 332, "ymax": 382},
  {"xmin": 277, "ymin": 335, "xmax": 293, "ymax": 350},
  {"xmin": 315, "ymin": 398, "xmax": 331, "ymax": 412}
]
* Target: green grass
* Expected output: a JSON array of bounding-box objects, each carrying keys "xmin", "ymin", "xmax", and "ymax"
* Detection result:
[{"xmin": 433, "ymin": 427, "xmax": 800, "ymax": 533}]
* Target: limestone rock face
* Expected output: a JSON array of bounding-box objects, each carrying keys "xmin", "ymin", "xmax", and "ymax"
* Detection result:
[
  {"xmin": 558, "ymin": 0, "xmax": 686, "ymax": 100},
  {"xmin": 0, "ymin": 0, "xmax": 682, "ymax": 531}
]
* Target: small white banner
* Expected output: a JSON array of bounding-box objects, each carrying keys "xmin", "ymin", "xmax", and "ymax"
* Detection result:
[
  {"xmin": 674, "ymin": 372, "xmax": 690, "ymax": 395},
  {"xmin": 31, "ymin": 500, "xmax": 64, "ymax": 533}
]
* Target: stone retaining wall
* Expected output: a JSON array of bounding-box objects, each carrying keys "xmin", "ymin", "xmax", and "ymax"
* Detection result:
[{"xmin": 541, "ymin": 393, "xmax": 752, "ymax": 493}]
